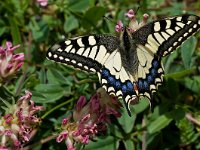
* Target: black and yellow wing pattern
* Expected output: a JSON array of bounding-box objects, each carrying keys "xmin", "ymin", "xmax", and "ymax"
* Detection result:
[{"xmin": 46, "ymin": 14, "xmax": 200, "ymax": 115}]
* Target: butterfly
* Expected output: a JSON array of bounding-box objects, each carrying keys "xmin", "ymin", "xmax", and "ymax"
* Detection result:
[{"xmin": 46, "ymin": 13, "xmax": 200, "ymax": 115}]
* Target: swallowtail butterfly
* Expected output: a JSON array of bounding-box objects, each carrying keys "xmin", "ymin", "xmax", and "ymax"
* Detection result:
[{"xmin": 46, "ymin": 13, "xmax": 200, "ymax": 115}]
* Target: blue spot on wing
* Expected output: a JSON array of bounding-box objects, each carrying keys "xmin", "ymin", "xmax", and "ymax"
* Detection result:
[
  {"xmin": 127, "ymin": 81, "xmax": 133, "ymax": 92},
  {"xmin": 152, "ymin": 60, "xmax": 159, "ymax": 69},
  {"xmin": 147, "ymin": 75, "xmax": 154, "ymax": 84},
  {"xmin": 102, "ymin": 69, "xmax": 110, "ymax": 78},
  {"xmin": 136, "ymin": 57, "xmax": 163, "ymax": 95},
  {"xmin": 151, "ymin": 68, "xmax": 157, "ymax": 77},
  {"xmin": 108, "ymin": 76, "xmax": 115, "ymax": 86},
  {"xmin": 101, "ymin": 68, "xmax": 138, "ymax": 116},
  {"xmin": 143, "ymin": 81, "xmax": 148, "ymax": 90},
  {"xmin": 115, "ymin": 81, "xmax": 121, "ymax": 89},
  {"xmin": 138, "ymin": 80, "xmax": 143, "ymax": 90},
  {"xmin": 101, "ymin": 68, "xmax": 136, "ymax": 96},
  {"xmin": 122, "ymin": 85, "xmax": 127, "ymax": 93}
]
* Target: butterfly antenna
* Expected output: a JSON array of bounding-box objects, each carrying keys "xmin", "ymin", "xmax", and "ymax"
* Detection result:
[
  {"xmin": 135, "ymin": 6, "xmax": 140, "ymax": 15},
  {"xmin": 103, "ymin": 15, "xmax": 116, "ymax": 25},
  {"xmin": 135, "ymin": 0, "xmax": 141, "ymax": 15}
]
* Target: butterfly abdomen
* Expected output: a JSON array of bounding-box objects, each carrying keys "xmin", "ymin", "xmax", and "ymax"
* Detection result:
[{"xmin": 119, "ymin": 29, "xmax": 139, "ymax": 76}]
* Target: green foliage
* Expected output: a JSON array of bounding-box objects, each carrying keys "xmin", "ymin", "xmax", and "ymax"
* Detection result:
[
  {"xmin": 85, "ymin": 136, "xmax": 119, "ymax": 150},
  {"xmin": 0, "ymin": 0, "xmax": 200, "ymax": 149}
]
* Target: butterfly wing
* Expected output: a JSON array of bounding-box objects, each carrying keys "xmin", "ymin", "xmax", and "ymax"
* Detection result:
[
  {"xmin": 46, "ymin": 35, "xmax": 119, "ymax": 73},
  {"xmin": 132, "ymin": 14, "xmax": 200, "ymax": 99},
  {"xmin": 47, "ymin": 35, "xmax": 138, "ymax": 114}
]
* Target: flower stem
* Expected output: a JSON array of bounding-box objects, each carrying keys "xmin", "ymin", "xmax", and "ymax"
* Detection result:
[
  {"xmin": 41, "ymin": 98, "xmax": 75, "ymax": 119},
  {"xmin": 142, "ymin": 117, "xmax": 146, "ymax": 150},
  {"xmin": 186, "ymin": 113, "xmax": 200, "ymax": 127}
]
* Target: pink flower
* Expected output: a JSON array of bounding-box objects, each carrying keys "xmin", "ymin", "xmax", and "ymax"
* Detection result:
[
  {"xmin": 115, "ymin": 20, "xmax": 124, "ymax": 32},
  {"xmin": 116, "ymin": 9, "xmax": 149, "ymax": 33},
  {"xmin": 56, "ymin": 88, "xmax": 122, "ymax": 150},
  {"xmin": 125, "ymin": 9, "xmax": 135, "ymax": 18},
  {"xmin": 0, "ymin": 42, "xmax": 24, "ymax": 82},
  {"xmin": 139, "ymin": 13, "xmax": 149, "ymax": 27},
  {"xmin": 37, "ymin": 0, "xmax": 48, "ymax": 6},
  {"xmin": 0, "ymin": 91, "xmax": 44, "ymax": 149}
]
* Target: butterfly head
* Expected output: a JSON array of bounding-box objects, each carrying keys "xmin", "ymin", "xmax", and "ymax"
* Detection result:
[{"xmin": 115, "ymin": 21, "xmax": 134, "ymax": 43}]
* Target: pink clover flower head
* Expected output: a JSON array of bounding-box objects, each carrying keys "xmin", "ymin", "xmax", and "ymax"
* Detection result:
[
  {"xmin": 37, "ymin": 0, "xmax": 48, "ymax": 6},
  {"xmin": 116, "ymin": 9, "xmax": 149, "ymax": 33},
  {"xmin": 91, "ymin": 88, "xmax": 122, "ymax": 120},
  {"xmin": 0, "ymin": 91, "xmax": 44, "ymax": 149},
  {"xmin": 139, "ymin": 13, "xmax": 149, "ymax": 27},
  {"xmin": 76, "ymin": 96, "xmax": 86, "ymax": 112},
  {"xmin": 128, "ymin": 10, "xmax": 149, "ymax": 32},
  {"xmin": 56, "ymin": 88, "xmax": 122, "ymax": 149},
  {"xmin": 115, "ymin": 20, "xmax": 124, "ymax": 32},
  {"xmin": 0, "ymin": 147, "xmax": 9, "ymax": 150},
  {"xmin": 0, "ymin": 42, "xmax": 24, "ymax": 82},
  {"xmin": 125, "ymin": 9, "xmax": 135, "ymax": 18}
]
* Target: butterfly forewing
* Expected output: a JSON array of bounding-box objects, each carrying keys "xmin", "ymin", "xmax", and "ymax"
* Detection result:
[
  {"xmin": 47, "ymin": 35, "xmax": 119, "ymax": 73},
  {"xmin": 133, "ymin": 14, "xmax": 200, "ymax": 57}
]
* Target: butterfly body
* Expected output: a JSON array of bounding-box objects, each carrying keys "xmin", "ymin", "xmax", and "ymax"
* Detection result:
[
  {"xmin": 46, "ymin": 14, "xmax": 200, "ymax": 115},
  {"xmin": 119, "ymin": 28, "xmax": 140, "ymax": 77}
]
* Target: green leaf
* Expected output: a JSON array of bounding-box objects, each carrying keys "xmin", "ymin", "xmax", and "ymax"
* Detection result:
[
  {"xmin": 123, "ymin": 139, "xmax": 135, "ymax": 150},
  {"xmin": 171, "ymin": 108, "xmax": 185, "ymax": 120},
  {"xmin": 183, "ymin": 76, "xmax": 200, "ymax": 94},
  {"xmin": 148, "ymin": 108, "xmax": 185, "ymax": 134},
  {"xmin": 47, "ymin": 69, "xmax": 72, "ymax": 85},
  {"xmin": 130, "ymin": 97, "xmax": 149, "ymax": 114},
  {"xmin": 82, "ymin": 6, "xmax": 106, "ymax": 29},
  {"xmin": 165, "ymin": 68, "xmax": 195, "ymax": 80},
  {"xmin": 64, "ymin": 15, "xmax": 79, "ymax": 33},
  {"xmin": 166, "ymin": 3, "xmax": 184, "ymax": 15},
  {"xmin": 9, "ymin": 18, "xmax": 22, "ymax": 49},
  {"xmin": 32, "ymin": 84, "xmax": 65, "ymax": 103},
  {"xmin": 181, "ymin": 36, "xmax": 197, "ymax": 69},
  {"xmin": 0, "ymin": 27, "xmax": 6, "ymax": 37},
  {"xmin": 20, "ymin": 0, "xmax": 29, "ymax": 12},
  {"xmin": 84, "ymin": 136, "xmax": 119, "ymax": 150},
  {"xmin": 75, "ymin": 83, "xmax": 89, "ymax": 93},
  {"xmin": 35, "ymin": 84, "xmax": 62, "ymax": 93},
  {"xmin": 146, "ymin": 132, "xmax": 161, "ymax": 150},
  {"xmin": 68, "ymin": 0, "xmax": 90, "ymax": 13},
  {"xmin": 166, "ymin": 78, "xmax": 179, "ymax": 97},
  {"xmin": 109, "ymin": 124, "xmax": 124, "ymax": 139},
  {"xmin": 148, "ymin": 114, "xmax": 173, "ymax": 134},
  {"xmin": 0, "ymin": 86, "xmax": 13, "ymax": 100},
  {"xmin": 31, "ymin": 91, "xmax": 47, "ymax": 102},
  {"xmin": 118, "ymin": 108, "xmax": 136, "ymax": 133},
  {"xmin": 76, "ymin": 71, "xmax": 88, "ymax": 79},
  {"xmin": 163, "ymin": 50, "xmax": 178, "ymax": 73},
  {"xmin": 29, "ymin": 19, "xmax": 49, "ymax": 42},
  {"xmin": 38, "ymin": 67, "xmax": 46, "ymax": 84}
]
